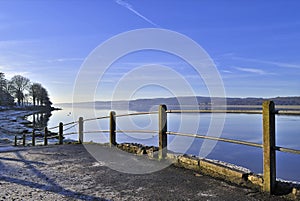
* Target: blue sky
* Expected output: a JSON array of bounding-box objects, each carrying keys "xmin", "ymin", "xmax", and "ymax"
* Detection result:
[{"xmin": 0, "ymin": 0, "xmax": 299, "ymax": 103}]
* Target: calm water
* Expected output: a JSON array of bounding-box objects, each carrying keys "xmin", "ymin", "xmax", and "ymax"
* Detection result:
[{"xmin": 49, "ymin": 106, "xmax": 300, "ymax": 182}]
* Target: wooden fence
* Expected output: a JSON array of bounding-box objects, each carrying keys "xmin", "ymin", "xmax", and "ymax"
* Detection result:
[{"xmin": 14, "ymin": 100, "xmax": 300, "ymax": 194}]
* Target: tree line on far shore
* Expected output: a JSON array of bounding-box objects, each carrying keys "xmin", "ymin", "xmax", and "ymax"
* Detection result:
[{"xmin": 0, "ymin": 72, "xmax": 52, "ymax": 108}]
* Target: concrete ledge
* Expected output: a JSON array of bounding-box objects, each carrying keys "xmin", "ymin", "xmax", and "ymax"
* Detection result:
[
  {"xmin": 199, "ymin": 158, "xmax": 248, "ymax": 184},
  {"xmin": 177, "ymin": 155, "xmax": 200, "ymax": 171},
  {"xmin": 168, "ymin": 154, "xmax": 250, "ymax": 185},
  {"xmin": 117, "ymin": 143, "xmax": 252, "ymax": 185},
  {"xmin": 117, "ymin": 143, "xmax": 251, "ymax": 185}
]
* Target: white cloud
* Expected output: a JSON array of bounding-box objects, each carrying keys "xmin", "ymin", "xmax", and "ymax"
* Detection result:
[
  {"xmin": 0, "ymin": 65, "xmax": 32, "ymax": 80},
  {"xmin": 234, "ymin": 67, "xmax": 267, "ymax": 75},
  {"xmin": 115, "ymin": 0, "xmax": 159, "ymax": 27},
  {"xmin": 222, "ymin": 70, "xmax": 233, "ymax": 74},
  {"xmin": 0, "ymin": 65, "xmax": 8, "ymax": 71},
  {"xmin": 46, "ymin": 57, "xmax": 84, "ymax": 63},
  {"xmin": 233, "ymin": 56, "xmax": 300, "ymax": 69},
  {"xmin": 0, "ymin": 39, "xmax": 38, "ymax": 48},
  {"xmin": 50, "ymin": 80, "xmax": 73, "ymax": 85}
]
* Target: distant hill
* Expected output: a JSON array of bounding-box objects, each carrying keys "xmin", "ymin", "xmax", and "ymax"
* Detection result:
[
  {"xmin": 225, "ymin": 96, "xmax": 300, "ymax": 105},
  {"xmin": 62, "ymin": 96, "xmax": 300, "ymax": 112}
]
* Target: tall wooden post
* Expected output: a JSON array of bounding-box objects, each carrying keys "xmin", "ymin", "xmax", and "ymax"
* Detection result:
[
  {"xmin": 110, "ymin": 111, "xmax": 116, "ymax": 147},
  {"xmin": 32, "ymin": 130, "xmax": 35, "ymax": 146},
  {"xmin": 158, "ymin": 105, "xmax": 167, "ymax": 160},
  {"xmin": 78, "ymin": 117, "xmax": 83, "ymax": 144},
  {"xmin": 263, "ymin": 100, "xmax": 276, "ymax": 193},
  {"xmin": 44, "ymin": 127, "xmax": 48, "ymax": 146},
  {"xmin": 59, "ymin": 122, "xmax": 63, "ymax": 145}
]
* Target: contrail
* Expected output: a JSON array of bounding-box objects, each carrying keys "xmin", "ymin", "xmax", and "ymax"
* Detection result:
[{"xmin": 115, "ymin": 0, "xmax": 159, "ymax": 27}]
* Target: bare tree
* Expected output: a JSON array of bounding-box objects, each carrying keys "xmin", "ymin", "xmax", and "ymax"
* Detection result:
[
  {"xmin": 38, "ymin": 86, "xmax": 48, "ymax": 106},
  {"xmin": 31, "ymin": 84, "xmax": 52, "ymax": 107},
  {"xmin": 9, "ymin": 75, "xmax": 30, "ymax": 106},
  {"xmin": 0, "ymin": 72, "xmax": 14, "ymax": 106},
  {"xmin": 0, "ymin": 72, "xmax": 6, "ymax": 93},
  {"xmin": 29, "ymin": 83, "xmax": 42, "ymax": 106}
]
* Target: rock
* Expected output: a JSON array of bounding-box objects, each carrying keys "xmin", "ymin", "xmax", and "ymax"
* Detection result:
[
  {"xmin": 292, "ymin": 187, "xmax": 300, "ymax": 199},
  {"xmin": 248, "ymin": 174, "xmax": 263, "ymax": 187},
  {"xmin": 136, "ymin": 147, "xmax": 146, "ymax": 155},
  {"xmin": 146, "ymin": 148, "xmax": 154, "ymax": 158}
]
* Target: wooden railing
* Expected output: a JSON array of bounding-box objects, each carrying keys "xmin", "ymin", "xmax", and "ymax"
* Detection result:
[{"xmin": 14, "ymin": 100, "xmax": 300, "ymax": 194}]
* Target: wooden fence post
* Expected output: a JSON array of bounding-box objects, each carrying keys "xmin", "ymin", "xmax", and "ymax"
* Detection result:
[
  {"xmin": 158, "ymin": 105, "xmax": 167, "ymax": 160},
  {"xmin": 110, "ymin": 111, "xmax": 116, "ymax": 147},
  {"xmin": 44, "ymin": 127, "xmax": 48, "ymax": 145},
  {"xmin": 22, "ymin": 133, "xmax": 26, "ymax": 146},
  {"xmin": 78, "ymin": 117, "xmax": 83, "ymax": 144},
  {"xmin": 32, "ymin": 130, "xmax": 35, "ymax": 146},
  {"xmin": 59, "ymin": 122, "xmax": 63, "ymax": 145},
  {"xmin": 263, "ymin": 100, "xmax": 276, "ymax": 193},
  {"xmin": 14, "ymin": 136, "xmax": 17, "ymax": 146}
]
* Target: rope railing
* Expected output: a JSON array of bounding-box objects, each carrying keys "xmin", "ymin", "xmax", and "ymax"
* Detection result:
[
  {"xmin": 63, "ymin": 123, "xmax": 78, "ymax": 132},
  {"xmin": 80, "ymin": 130, "xmax": 110, "ymax": 134},
  {"xmin": 63, "ymin": 132, "xmax": 78, "ymax": 136},
  {"xmin": 83, "ymin": 116, "xmax": 110, "ymax": 122},
  {"xmin": 275, "ymin": 146, "xmax": 300, "ymax": 155},
  {"xmin": 47, "ymin": 135, "xmax": 59, "ymax": 139},
  {"xmin": 16, "ymin": 107, "xmax": 300, "ymax": 156},
  {"xmin": 167, "ymin": 131, "xmax": 300, "ymax": 155},
  {"xmin": 46, "ymin": 111, "xmax": 158, "ymax": 131},
  {"xmin": 167, "ymin": 109, "xmax": 262, "ymax": 114},
  {"xmin": 167, "ymin": 131, "xmax": 263, "ymax": 148},
  {"xmin": 47, "ymin": 125, "xmax": 60, "ymax": 130},
  {"xmin": 13, "ymin": 102, "xmax": 300, "ymax": 195},
  {"xmin": 63, "ymin": 121, "xmax": 79, "ymax": 127},
  {"xmin": 63, "ymin": 129, "xmax": 157, "ymax": 136},
  {"xmin": 116, "ymin": 130, "xmax": 157, "ymax": 134},
  {"xmin": 115, "ymin": 111, "xmax": 158, "ymax": 118},
  {"xmin": 48, "ymin": 121, "xmax": 78, "ymax": 130},
  {"xmin": 167, "ymin": 109, "xmax": 300, "ymax": 115}
]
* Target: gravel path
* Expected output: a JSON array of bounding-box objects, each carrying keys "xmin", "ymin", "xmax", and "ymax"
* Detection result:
[{"xmin": 0, "ymin": 144, "xmax": 289, "ymax": 201}]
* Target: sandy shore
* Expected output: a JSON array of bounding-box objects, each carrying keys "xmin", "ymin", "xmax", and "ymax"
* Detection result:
[{"xmin": 0, "ymin": 144, "xmax": 289, "ymax": 201}]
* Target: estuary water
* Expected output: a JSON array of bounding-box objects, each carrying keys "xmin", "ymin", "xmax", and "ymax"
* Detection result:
[{"xmin": 48, "ymin": 106, "xmax": 300, "ymax": 182}]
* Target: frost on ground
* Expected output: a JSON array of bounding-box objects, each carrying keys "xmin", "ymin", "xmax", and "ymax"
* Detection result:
[
  {"xmin": 0, "ymin": 144, "xmax": 289, "ymax": 201},
  {"xmin": 0, "ymin": 110, "xmax": 35, "ymax": 140}
]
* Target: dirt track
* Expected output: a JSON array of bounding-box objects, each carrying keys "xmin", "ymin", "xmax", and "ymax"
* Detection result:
[{"xmin": 0, "ymin": 144, "xmax": 289, "ymax": 201}]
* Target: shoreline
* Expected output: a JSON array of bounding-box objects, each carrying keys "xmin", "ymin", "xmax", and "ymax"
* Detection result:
[
  {"xmin": 1, "ymin": 106, "xmax": 299, "ymax": 199},
  {"xmin": 0, "ymin": 106, "xmax": 58, "ymax": 144}
]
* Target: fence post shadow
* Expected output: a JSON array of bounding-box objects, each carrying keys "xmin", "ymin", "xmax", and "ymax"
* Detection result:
[
  {"xmin": 59, "ymin": 122, "xmax": 63, "ymax": 145},
  {"xmin": 44, "ymin": 127, "xmax": 48, "ymax": 146},
  {"xmin": 32, "ymin": 130, "xmax": 35, "ymax": 146},
  {"xmin": 78, "ymin": 117, "xmax": 83, "ymax": 144},
  {"xmin": 110, "ymin": 111, "xmax": 116, "ymax": 147}
]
